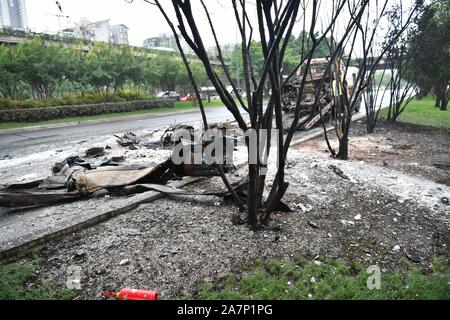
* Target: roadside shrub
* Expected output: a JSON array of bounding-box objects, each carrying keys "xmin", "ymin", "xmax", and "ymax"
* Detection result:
[
  {"xmin": 0, "ymin": 99, "xmax": 174, "ymax": 122},
  {"xmin": 0, "ymin": 93, "xmax": 152, "ymax": 110}
]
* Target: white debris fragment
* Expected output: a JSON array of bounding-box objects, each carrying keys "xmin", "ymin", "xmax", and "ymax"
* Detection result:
[
  {"xmin": 309, "ymin": 162, "xmax": 318, "ymax": 169},
  {"xmin": 393, "ymin": 245, "xmax": 401, "ymax": 252},
  {"xmin": 294, "ymin": 203, "xmax": 312, "ymax": 213},
  {"xmin": 119, "ymin": 259, "xmax": 130, "ymax": 266},
  {"xmin": 341, "ymin": 219, "xmax": 355, "ymax": 226},
  {"xmin": 354, "ymin": 214, "xmax": 361, "ymax": 221}
]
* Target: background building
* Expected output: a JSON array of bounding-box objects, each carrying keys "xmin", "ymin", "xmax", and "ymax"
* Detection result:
[
  {"xmin": 0, "ymin": 0, "xmax": 28, "ymax": 29},
  {"xmin": 62, "ymin": 19, "xmax": 129, "ymax": 45},
  {"xmin": 110, "ymin": 24, "xmax": 129, "ymax": 45},
  {"xmin": 82, "ymin": 19, "xmax": 111, "ymax": 43},
  {"xmin": 143, "ymin": 33, "xmax": 192, "ymax": 53},
  {"xmin": 143, "ymin": 34, "xmax": 176, "ymax": 50}
]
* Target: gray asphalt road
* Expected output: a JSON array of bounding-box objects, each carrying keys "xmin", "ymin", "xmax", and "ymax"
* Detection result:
[{"xmin": 0, "ymin": 106, "xmax": 238, "ymax": 153}]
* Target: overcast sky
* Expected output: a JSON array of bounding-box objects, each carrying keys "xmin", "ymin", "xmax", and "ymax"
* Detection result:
[
  {"xmin": 26, "ymin": 0, "xmax": 242, "ymax": 47},
  {"xmin": 26, "ymin": 0, "xmax": 416, "ymax": 50}
]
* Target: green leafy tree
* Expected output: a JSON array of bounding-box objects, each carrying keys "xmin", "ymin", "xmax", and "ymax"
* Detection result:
[
  {"xmin": 408, "ymin": 0, "xmax": 449, "ymax": 110},
  {"xmin": 15, "ymin": 39, "xmax": 70, "ymax": 99},
  {"xmin": 0, "ymin": 45, "xmax": 26, "ymax": 99}
]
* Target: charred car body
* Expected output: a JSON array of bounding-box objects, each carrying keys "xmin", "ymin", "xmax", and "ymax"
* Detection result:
[{"xmin": 282, "ymin": 57, "xmax": 360, "ymax": 131}]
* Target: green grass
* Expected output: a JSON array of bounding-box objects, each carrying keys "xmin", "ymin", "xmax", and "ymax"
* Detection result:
[
  {"xmin": 0, "ymin": 100, "xmax": 225, "ymax": 131},
  {"xmin": 381, "ymin": 96, "xmax": 450, "ymax": 128},
  {"xmin": 0, "ymin": 258, "xmax": 74, "ymax": 300},
  {"xmin": 196, "ymin": 256, "xmax": 450, "ymax": 300}
]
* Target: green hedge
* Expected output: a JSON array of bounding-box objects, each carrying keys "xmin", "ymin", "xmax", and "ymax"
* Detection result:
[
  {"xmin": 0, "ymin": 100, "xmax": 174, "ymax": 122},
  {"xmin": 0, "ymin": 93, "xmax": 153, "ymax": 110}
]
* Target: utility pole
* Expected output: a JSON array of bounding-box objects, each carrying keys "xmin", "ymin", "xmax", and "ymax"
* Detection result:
[{"xmin": 45, "ymin": 13, "xmax": 68, "ymax": 35}]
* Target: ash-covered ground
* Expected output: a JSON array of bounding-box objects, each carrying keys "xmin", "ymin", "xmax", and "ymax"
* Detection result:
[{"xmin": 19, "ymin": 121, "xmax": 449, "ymax": 300}]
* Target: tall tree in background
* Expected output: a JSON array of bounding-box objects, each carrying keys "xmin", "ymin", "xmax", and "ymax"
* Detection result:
[{"xmin": 408, "ymin": 0, "xmax": 449, "ymax": 110}]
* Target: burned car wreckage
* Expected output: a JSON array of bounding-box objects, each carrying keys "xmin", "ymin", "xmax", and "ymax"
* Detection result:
[{"xmin": 0, "ymin": 124, "xmax": 239, "ymax": 209}]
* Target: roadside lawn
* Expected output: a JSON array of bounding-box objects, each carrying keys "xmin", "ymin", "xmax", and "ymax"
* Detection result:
[
  {"xmin": 381, "ymin": 96, "xmax": 450, "ymax": 128},
  {"xmin": 197, "ymin": 256, "xmax": 450, "ymax": 300},
  {"xmin": 0, "ymin": 100, "xmax": 225, "ymax": 131},
  {"xmin": 0, "ymin": 258, "xmax": 74, "ymax": 300}
]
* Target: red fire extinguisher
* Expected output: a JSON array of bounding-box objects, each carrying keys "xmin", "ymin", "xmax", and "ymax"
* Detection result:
[{"xmin": 102, "ymin": 288, "xmax": 158, "ymax": 300}]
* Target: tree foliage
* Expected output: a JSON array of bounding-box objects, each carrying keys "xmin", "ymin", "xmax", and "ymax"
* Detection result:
[
  {"xmin": 407, "ymin": 0, "xmax": 450, "ymax": 110},
  {"xmin": 0, "ymin": 38, "xmax": 210, "ymax": 101}
]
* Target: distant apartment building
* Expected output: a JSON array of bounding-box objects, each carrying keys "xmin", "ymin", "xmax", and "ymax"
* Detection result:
[
  {"xmin": 143, "ymin": 34, "xmax": 176, "ymax": 50},
  {"xmin": 143, "ymin": 33, "xmax": 192, "ymax": 53},
  {"xmin": 110, "ymin": 24, "xmax": 129, "ymax": 45},
  {"xmin": 0, "ymin": 0, "xmax": 28, "ymax": 29},
  {"xmin": 62, "ymin": 19, "xmax": 129, "ymax": 45}
]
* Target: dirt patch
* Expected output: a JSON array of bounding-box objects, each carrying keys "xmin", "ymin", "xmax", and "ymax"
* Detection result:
[
  {"xmin": 298, "ymin": 120, "xmax": 450, "ymax": 186},
  {"xmin": 24, "ymin": 139, "xmax": 449, "ymax": 300}
]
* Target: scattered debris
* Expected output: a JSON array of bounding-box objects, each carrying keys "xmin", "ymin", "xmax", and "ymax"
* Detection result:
[
  {"xmin": 309, "ymin": 162, "xmax": 319, "ymax": 169},
  {"xmin": 341, "ymin": 219, "xmax": 355, "ymax": 226},
  {"xmin": 231, "ymin": 214, "xmax": 243, "ymax": 226},
  {"xmin": 115, "ymin": 132, "xmax": 140, "ymax": 148},
  {"xmin": 99, "ymin": 156, "xmax": 126, "ymax": 167},
  {"xmin": 392, "ymin": 245, "xmax": 401, "ymax": 252},
  {"xmin": 0, "ymin": 190, "xmax": 81, "ymax": 208},
  {"xmin": 293, "ymin": 202, "xmax": 312, "ymax": 213},
  {"xmin": 433, "ymin": 164, "xmax": 450, "ymax": 171},
  {"xmin": 85, "ymin": 147, "xmax": 105, "ymax": 158},
  {"xmin": 119, "ymin": 259, "xmax": 130, "ymax": 266},
  {"xmin": 403, "ymin": 248, "xmax": 422, "ymax": 263},
  {"xmin": 381, "ymin": 150, "xmax": 400, "ymax": 156},
  {"xmin": 0, "ymin": 124, "xmax": 246, "ymax": 208},
  {"xmin": 329, "ymin": 164, "xmax": 351, "ymax": 181},
  {"xmin": 354, "ymin": 214, "xmax": 361, "ymax": 221},
  {"xmin": 307, "ymin": 220, "xmax": 319, "ymax": 229},
  {"xmin": 392, "ymin": 144, "xmax": 414, "ymax": 150},
  {"xmin": 52, "ymin": 156, "xmax": 90, "ymax": 174}
]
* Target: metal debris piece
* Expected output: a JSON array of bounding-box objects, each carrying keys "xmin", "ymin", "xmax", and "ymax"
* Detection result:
[
  {"xmin": 403, "ymin": 248, "xmax": 422, "ymax": 263},
  {"xmin": 85, "ymin": 147, "xmax": 105, "ymax": 158},
  {"xmin": 98, "ymin": 156, "xmax": 126, "ymax": 167},
  {"xmin": 329, "ymin": 164, "xmax": 351, "ymax": 181},
  {"xmin": 114, "ymin": 132, "xmax": 140, "ymax": 148},
  {"xmin": 392, "ymin": 144, "xmax": 414, "ymax": 150},
  {"xmin": 52, "ymin": 156, "xmax": 90, "ymax": 174},
  {"xmin": 71, "ymin": 164, "xmax": 169, "ymax": 193},
  {"xmin": 307, "ymin": 221, "xmax": 320, "ymax": 229},
  {"xmin": 0, "ymin": 190, "xmax": 81, "ymax": 208},
  {"xmin": 433, "ymin": 164, "xmax": 450, "ymax": 171}
]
